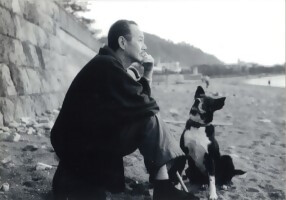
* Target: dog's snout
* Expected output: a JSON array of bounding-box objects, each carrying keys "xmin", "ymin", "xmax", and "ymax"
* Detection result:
[{"xmin": 194, "ymin": 99, "xmax": 200, "ymax": 106}]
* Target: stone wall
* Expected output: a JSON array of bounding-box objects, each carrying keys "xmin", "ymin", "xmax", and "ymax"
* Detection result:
[{"xmin": 0, "ymin": 0, "xmax": 102, "ymax": 126}]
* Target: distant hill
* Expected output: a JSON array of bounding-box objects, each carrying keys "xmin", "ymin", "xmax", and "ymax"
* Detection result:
[
  {"xmin": 144, "ymin": 33, "xmax": 223, "ymax": 67},
  {"xmin": 99, "ymin": 32, "xmax": 223, "ymax": 67}
]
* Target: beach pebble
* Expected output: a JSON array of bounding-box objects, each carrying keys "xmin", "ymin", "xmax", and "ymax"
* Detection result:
[
  {"xmin": 258, "ymin": 119, "xmax": 272, "ymax": 123},
  {"xmin": 23, "ymin": 144, "xmax": 38, "ymax": 151},
  {"xmin": 169, "ymin": 108, "xmax": 179, "ymax": 117},
  {"xmin": 37, "ymin": 117, "xmax": 50, "ymax": 124},
  {"xmin": 0, "ymin": 132, "xmax": 10, "ymax": 140},
  {"xmin": 23, "ymin": 181, "xmax": 34, "ymax": 188},
  {"xmin": 7, "ymin": 132, "xmax": 21, "ymax": 142},
  {"xmin": 20, "ymin": 117, "xmax": 35, "ymax": 127},
  {"xmin": 8, "ymin": 122, "xmax": 20, "ymax": 129},
  {"xmin": 17, "ymin": 126, "xmax": 27, "ymax": 134},
  {"xmin": 34, "ymin": 122, "xmax": 53, "ymax": 130},
  {"xmin": 221, "ymin": 185, "xmax": 229, "ymax": 190},
  {"xmin": 247, "ymin": 187, "xmax": 259, "ymax": 192},
  {"xmin": 212, "ymin": 92, "xmax": 219, "ymax": 96},
  {"xmin": 0, "ymin": 126, "xmax": 10, "ymax": 132},
  {"xmin": 1, "ymin": 156, "xmax": 12, "ymax": 164},
  {"xmin": 269, "ymin": 192, "xmax": 283, "ymax": 198},
  {"xmin": 36, "ymin": 162, "xmax": 53, "ymax": 170},
  {"xmin": 0, "ymin": 183, "xmax": 9, "ymax": 192},
  {"xmin": 27, "ymin": 127, "xmax": 36, "ymax": 135},
  {"xmin": 53, "ymin": 109, "xmax": 60, "ymax": 115}
]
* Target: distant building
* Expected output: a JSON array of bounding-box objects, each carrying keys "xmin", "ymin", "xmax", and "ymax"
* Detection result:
[
  {"xmin": 193, "ymin": 67, "xmax": 198, "ymax": 74},
  {"xmin": 237, "ymin": 59, "xmax": 254, "ymax": 68},
  {"xmin": 157, "ymin": 61, "xmax": 182, "ymax": 73}
]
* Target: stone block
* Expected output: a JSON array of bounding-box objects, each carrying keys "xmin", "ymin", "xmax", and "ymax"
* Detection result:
[
  {"xmin": 14, "ymin": 14, "xmax": 50, "ymax": 49},
  {"xmin": 16, "ymin": 96, "xmax": 35, "ymax": 120},
  {"xmin": 47, "ymin": 1, "xmax": 60, "ymax": 21},
  {"xmin": 49, "ymin": 34, "xmax": 65, "ymax": 55},
  {"xmin": 0, "ymin": 97, "xmax": 15, "ymax": 125},
  {"xmin": 21, "ymin": 42, "xmax": 40, "ymax": 67},
  {"xmin": 0, "ymin": 6, "xmax": 16, "ymax": 37},
  {"xmin": 0, "ymin": 63, "xmax": 17, "ymax": 96},
  {"xmin": 21, "ymin": 0, "xmax": 38, "ymax": 24},
  {"xmin": 41, "ymin": 48, "xmax": 66, "ymax": 71},
  {"xmin": 33, "ymin": 25, "xmax": 50, "ymax": 49},
  {"xmin": 9, "ymin": 66, "xmax": 29, "ymax": 95},
  {"xmin": 0, "ymin": 111, "xmax": 3, "ymax": 126},
  {"xmin": 0, "ymin": 0, "xmax": 12, "ymax": 10},
  {"xmin": 13, "ymin": 15, "xmax": 37, "ymax": 45},
  {"xmin": 20, "ymin": 1, "xmax": 55, "ymax": 35},
  {"xmin": 0, "ymin": 34, "xmax": 10, "ymax": 63},
  {"xmin": 11, "ymin": 0, "xmax": 21, "ymax": 14},
  {"xmin": 25, "ymin": 68, "xmax": 42, "ymax": 93},
  {"xmin": 8, "ymin": 38, "xmax": 28, "ymax": 66},
  {"xmin": 0, "ymin": 36, "xmax": 28, "ymax": 66},
  {"xmin": 10, "ymin": 66, "xmax": 43, "ymax": 95}
]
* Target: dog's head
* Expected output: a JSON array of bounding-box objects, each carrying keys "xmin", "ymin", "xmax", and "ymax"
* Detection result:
[
  {"xmin": 216, "ymin": 155, "xmax": 246, "ymax": 185},
  {"xmin": 189, "ymin": 86, "xmax": 226, "ymax": 126}
]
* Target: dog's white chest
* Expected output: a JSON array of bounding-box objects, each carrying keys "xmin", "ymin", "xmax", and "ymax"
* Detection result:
[{"xmin": 184, "ymin": 128, "xmax": 211, "ymax": 171}]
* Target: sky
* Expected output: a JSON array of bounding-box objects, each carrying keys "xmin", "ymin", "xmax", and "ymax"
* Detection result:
[{"xmin": 81, "ymin": 0, "xmax": 285, "ymax": 66}]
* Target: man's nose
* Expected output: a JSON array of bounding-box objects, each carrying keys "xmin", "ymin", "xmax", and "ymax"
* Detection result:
[{"xmin": 142, "ymin": 43, "xmax": 147, "ymax": 50}]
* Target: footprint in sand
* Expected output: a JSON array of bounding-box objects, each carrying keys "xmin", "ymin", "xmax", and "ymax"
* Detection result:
[
  {"xmin": 247, "ymin": 187, "xmax": 260, "ymax": 193},
  {"xmin": 249, "ymin": 178, "xmax": 258, "ymax": 183}
]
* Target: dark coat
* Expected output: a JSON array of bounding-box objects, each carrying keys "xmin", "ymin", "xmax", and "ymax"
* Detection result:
[{"xmin": 50, "ymin": 46, "xmax": 159, "ymax": 192}]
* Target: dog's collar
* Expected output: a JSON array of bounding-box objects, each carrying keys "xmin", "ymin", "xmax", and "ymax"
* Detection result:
[{"xmin": 185, "ymin": 119, "xmax": 210, "ymax": 129}]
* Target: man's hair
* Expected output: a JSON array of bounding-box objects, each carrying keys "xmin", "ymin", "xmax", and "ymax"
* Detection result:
[{"xmin": 108, "ymin": 20, "xmax": 137, "ymax": 51}]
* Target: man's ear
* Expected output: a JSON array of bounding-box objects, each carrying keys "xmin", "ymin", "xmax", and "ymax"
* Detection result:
[
  {"xmin": 118, "ymin": 36, "xmax": 126, "ymax": 50},
  {"xmin": 195, "ymin": 86, "xmax": 205, "ymax": 98}
]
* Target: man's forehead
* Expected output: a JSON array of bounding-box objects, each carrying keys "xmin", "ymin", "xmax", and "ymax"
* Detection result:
[{"xmin": 129, "ymin": 24, "xmax": 144, "ymax": 38}]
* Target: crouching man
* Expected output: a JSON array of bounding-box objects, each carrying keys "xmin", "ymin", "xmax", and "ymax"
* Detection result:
[{"xmin": 51, "ymin": 19, "xmax": 198, "ymax": 200}]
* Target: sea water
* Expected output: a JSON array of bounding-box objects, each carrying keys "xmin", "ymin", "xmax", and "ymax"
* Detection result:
[{"xmin": 245, "ymin": 75, "xmax": 285, "ymax": 88}]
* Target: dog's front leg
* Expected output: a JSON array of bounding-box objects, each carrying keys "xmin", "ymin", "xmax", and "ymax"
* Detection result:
[
  {"xmin": 209, "ymin": 174, "xmax": 218, "ymax": 200},
  {"xmin": 205, "ymin": 155, "xmax": 218, "ymax": 200}
]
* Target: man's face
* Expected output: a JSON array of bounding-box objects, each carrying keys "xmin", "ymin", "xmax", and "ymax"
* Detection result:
[{"xmin": 124, "ymin": 24, "xmax": 147, "ymax": 63}]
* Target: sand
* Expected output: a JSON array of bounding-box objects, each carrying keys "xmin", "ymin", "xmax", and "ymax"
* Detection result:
[{"xmin": 0, "ymin": 75, "xmax": 285, "ymax": 200}]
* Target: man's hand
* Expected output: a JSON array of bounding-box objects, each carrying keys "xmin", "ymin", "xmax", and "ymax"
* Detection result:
[
  {"xmin": 141, "ymin": 53, "xmax": 154, "ymax": 83},
  {"xmin": 141, "ymin": 53, "xmax": 154, "ymax": 72}
]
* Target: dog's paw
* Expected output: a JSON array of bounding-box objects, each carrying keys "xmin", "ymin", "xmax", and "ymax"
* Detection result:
[
  {"xmin": 221, "ymin": 185, "xmax": 229, "ymax": 190},
  {"xmin": 209, "ymin": 192, "xmax": 218, "ymax": 200}
]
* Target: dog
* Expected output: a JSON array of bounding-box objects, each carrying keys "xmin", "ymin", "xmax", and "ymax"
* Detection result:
[{"xmin": 169, "ymin": 86, "xmax": 245, "ymax": 200}]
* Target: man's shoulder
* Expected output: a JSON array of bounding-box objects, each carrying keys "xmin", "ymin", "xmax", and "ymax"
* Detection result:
[{"xmin": 92, "ymin": 54, "xmax": 121, "ymax": 67}]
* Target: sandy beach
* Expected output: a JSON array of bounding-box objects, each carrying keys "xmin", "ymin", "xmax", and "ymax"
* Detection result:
[{"xmin": 0, "ymin": 75, "xmax": 285, "ymax": 200}]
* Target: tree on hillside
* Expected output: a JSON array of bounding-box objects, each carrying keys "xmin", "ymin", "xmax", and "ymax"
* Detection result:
[{"xmin": 60, "ymin": 0, "xmax": 101, "ymax": 37}]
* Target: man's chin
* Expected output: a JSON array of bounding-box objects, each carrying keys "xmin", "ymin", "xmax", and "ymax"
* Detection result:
[{"xmin": 131, "ymin": 57, "xmax": 143, "ymax": 64}]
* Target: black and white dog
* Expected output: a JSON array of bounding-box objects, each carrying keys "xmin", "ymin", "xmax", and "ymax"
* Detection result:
[{"xmin": 169, "ymin": 86, "xmax": 245, "ymax": 200}]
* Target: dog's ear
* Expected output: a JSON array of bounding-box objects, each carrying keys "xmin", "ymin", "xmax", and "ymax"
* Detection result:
[
  {"xmin": 213, "ymin": 97, "xmax": 226, "ymax": 111},
  {"xmin": 195, "ymin": 86, "xmax": 205, "ymax": 98},
  {"xmin": 234, "ymin": 169, "xmax": 246, "ymax": 176}
]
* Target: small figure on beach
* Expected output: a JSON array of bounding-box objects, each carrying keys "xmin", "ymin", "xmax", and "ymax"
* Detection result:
[
  {"xmin": 268, "ymin": 80, "xmax": 271, "ymax": 86},
  {"xmin": 201, "ymin": 75, "xmax": 210, "ymax": 88},
  {"xmin": 50, "ymin": 20, "xmax": 198, "ymax": 200}
]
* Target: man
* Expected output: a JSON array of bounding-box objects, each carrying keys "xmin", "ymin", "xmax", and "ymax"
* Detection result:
[{"xmin": 51, "ymin": 20, "xmax": 197, "ymax": 200}]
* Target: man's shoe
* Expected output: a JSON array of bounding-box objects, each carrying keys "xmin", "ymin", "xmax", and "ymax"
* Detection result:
[{"xmin": 153, "ymin": 179, "xmax": 199, "ymax": 200}]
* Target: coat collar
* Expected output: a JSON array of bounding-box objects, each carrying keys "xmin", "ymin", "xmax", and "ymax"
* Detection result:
[{"xmin": 98, "ymin": 46, "xmax": 123, "ymax": 66}]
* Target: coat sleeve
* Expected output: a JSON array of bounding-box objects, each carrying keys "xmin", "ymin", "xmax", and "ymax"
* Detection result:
[{"xmin": 101, "ymin": 60, "xmax": 159, "ymax": 119}]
